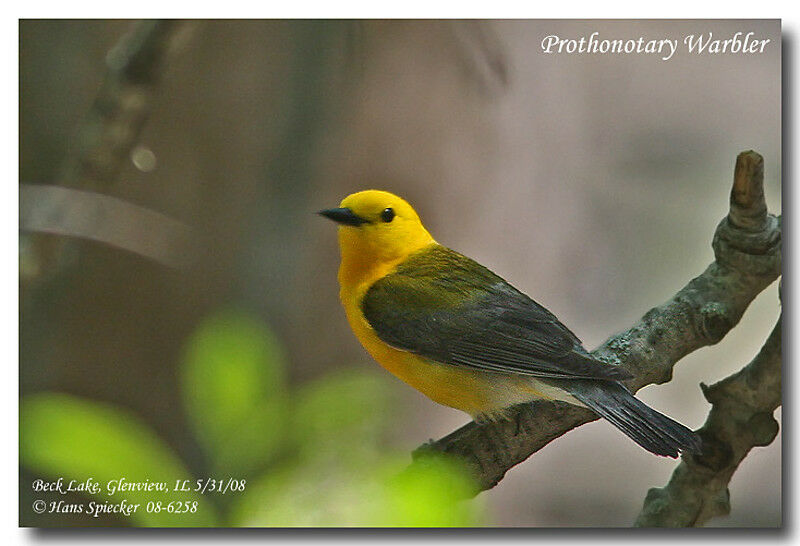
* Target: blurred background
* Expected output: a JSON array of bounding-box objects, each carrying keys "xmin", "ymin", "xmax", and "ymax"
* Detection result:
[{"xmin": 19, "ymin": 19, "xmax": 781, "ymax": 526}]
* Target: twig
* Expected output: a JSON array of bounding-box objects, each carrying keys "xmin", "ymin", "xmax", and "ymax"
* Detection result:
[
  {"xmin": 634, "ymin": 308, "xmax": 781, "ymax": 527},
  {"xmin": 413, "ymin": 151, "xmax": 782, "ymax": 494},
  {"xmin": 20, "ymin": 184, "xmax": 194, "ymax": 270},
  {"xmin": 58, "ymin": 20, "xmax": 189, "ymax": 190}
]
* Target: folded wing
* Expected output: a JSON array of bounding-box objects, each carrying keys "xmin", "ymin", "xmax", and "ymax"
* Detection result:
[{"xmin": 361, "ymin": 245, "xmax": 631, "ymax": 382}]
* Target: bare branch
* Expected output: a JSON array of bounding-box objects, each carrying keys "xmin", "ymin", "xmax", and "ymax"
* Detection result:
[
  {"xmin": 634, "ymin": 308, "xmax": 781, "ymax": 527},
  {"xmin": 58, "ymin": 20, "xmax": 191, "ymax": 190},
  {"xmin": 413, "ymin": 151, "xmax": 782, "ymax": 494},
  {"xmin": 20, "ymin": 184, "xmax": 194, "ymax": 269}
]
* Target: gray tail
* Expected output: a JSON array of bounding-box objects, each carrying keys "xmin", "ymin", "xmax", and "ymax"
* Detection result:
[{"xmin": 561, "ymin": 379, "xmax": 702, "ymax": 458}]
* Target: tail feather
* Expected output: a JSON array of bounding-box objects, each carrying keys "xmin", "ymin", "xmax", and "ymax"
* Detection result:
[{"xmin": 557, "ymin": 379, "xmax": 702, "ymax": 458}]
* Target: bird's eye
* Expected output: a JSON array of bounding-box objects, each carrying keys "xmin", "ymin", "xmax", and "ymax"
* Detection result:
[{"xmin": 380, "ymin": 207, "xmax": 395, "ymax": 222}]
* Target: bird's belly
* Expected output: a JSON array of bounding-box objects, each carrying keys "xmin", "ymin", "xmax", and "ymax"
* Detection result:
[
  {"xmin": 347, "ymin": 310, "xmax": 492, "ymax": 414},
  {"xmin": 342, "ymin": 296, "xmax": 571, "ymax": 417}
]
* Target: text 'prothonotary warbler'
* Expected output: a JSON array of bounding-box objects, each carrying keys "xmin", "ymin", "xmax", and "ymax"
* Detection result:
[{"xmin": 320, "ymin": 190, "xmax": 701, "ymax": 458}]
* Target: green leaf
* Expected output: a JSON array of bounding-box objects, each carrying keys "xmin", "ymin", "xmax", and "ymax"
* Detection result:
[
  {"xmin": 378, "ymin": 455, "xmax": 482, "ymax": 526},
  {"xmin": 181, "ymin": 309, "xmax": 287, "ymax": 475},
  {"xmin": 20, "ymin": 393, "xmax": 217, "ymax": 527},
  {"xmin": 229, "ymin": 367, "xmax": 481, "ymax": 527},
  {"xmin": 289, "ymin": 368, "xmax": 393, "ymax": 461},
  {"xmin": 228, "ymin": 453, "xmax": 482, "ymax": 527}
]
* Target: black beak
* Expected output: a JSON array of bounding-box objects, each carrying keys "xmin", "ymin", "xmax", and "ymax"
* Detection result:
[{"xmin": 318, "ymin": 207, "xmax": 368, "ymax": 227}]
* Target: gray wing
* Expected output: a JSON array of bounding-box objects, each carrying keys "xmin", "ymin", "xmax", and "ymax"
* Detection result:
[{"xmin": 361, "ymin": 246, "xmax": 631, "ymax": 382}]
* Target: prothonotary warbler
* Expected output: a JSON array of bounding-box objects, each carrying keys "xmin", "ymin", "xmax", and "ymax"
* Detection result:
[{"xmin": 320, "ymin": 190, "xmax": 700, "ymax": 457}]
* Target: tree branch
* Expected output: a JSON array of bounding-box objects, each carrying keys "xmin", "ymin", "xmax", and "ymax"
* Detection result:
[
  {"xmin": 58, "ymin": 19, "xmax": 190, "ymax": 190},
  {"xmin": 634, "ymin": 306, "xmax": 781, "ymax": 527},
  {"xmin": 413, "ymin": 150, "xmax": 782, "ymax": 494},
  {"xmin": 20, "ymin": 184, "xmax": 194, "ymax": 269}
]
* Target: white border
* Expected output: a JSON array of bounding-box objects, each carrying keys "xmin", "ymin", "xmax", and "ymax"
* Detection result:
[{"xmin": 6, "ymin": 8, "xmax": 794, "ymax": 544}]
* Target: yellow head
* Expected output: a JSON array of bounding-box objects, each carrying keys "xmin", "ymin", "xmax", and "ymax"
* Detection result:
[{"xmin": 319, "ymin": 190, "xmax": 436, "ymax": 283}]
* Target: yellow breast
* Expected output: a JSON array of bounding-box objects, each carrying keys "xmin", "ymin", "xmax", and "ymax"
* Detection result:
[{"xmin": 340, "ymin": 281, "xmax": 494, "ymax": 416}]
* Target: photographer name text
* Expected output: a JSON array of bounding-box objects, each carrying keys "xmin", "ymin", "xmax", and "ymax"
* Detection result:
[
  {"xmin": 541, "ymin": 31, "xmax": 771, "ymax": 61},
  {"xmin": 30, "ymin": 476, "xmax": 247, "ymax": 519}
]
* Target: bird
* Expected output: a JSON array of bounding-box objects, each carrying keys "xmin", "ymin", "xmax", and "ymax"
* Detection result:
[{"xmin": 319, "ymin": 190, "xmax": 700, "ymax": 458}]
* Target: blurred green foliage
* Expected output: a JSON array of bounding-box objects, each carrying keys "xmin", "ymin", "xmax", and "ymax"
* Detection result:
[
  {"xmin": 181, "ymin": 310, "xmax": 288, "ymax": 477},
  {"xmin": 20, "ymin": 308, "xmax": 482, "ymax": 527},
  {"xmin": 20, "ymin": 394, "xmax": 215, "ymax": 526}
]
